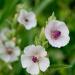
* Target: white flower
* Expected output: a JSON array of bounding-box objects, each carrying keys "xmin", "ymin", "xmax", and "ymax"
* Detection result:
[
  {"xmin": 17, "ymin": 9, "xmax": 37, "ymax": 30},
  {"xmin": 0, "ymin": 28, "xmax": 10, "ymax": 43},
  {"xmin": 21, "ymin": 45, "xmax": 50, "ymax": 75},
  {"xmin": 0, "ymin": 41, "xmax": 20, "ymax": 63},
  {"xmin": 45, "ymin": 20, "xmax": 70, "ymax": 48}
]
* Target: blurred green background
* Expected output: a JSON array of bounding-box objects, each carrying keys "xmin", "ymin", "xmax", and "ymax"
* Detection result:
[{"xmin": 0, "ymin": 0, "xmax": 75, "ymax": 75}]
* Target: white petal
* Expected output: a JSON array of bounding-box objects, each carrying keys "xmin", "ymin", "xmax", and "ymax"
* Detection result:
[
  {"xmin": 21, "ymin": 54, "xmax": 33, "ymax": 68},
  {"xmin": 25, "ymin": 20, "xmax": 37, "ymax": 30},
  {"xmin": 24, "ymin": 45, "xmax": 36, "ymax": 56},
  {"xmin": 0, "ymin": 54, "xmax": 10, "ymax": 62},
  {"xmin": 23, "ymin": 16, "xmax": 37, "ymax": 30},
  {"xmin": 26, "ymin": 63, "xmax": 39, "ymax": 75},
  {"xmin": 36, "ymin": 45, "xmax": 47, "ymax": 57},
  {"xmin": 9, "ymin": 54, "xmax": 18, "ymax": 62},
  {"xmin": 13, "ymin": 47, "xmax": 20, "ymax": 56},
  {"xmin": 24, "ymin": 45, "xmax": 47, "ymax": 57},
  {"xmin": 17, "ymin": 9, "xmax": 27, "ymax": 25},
  {"xmin": 27, "ymin": 12, "xmax": 37, "ymax": 27},
  {"xmin": 0, "ymin": 28, "xmax": 10, "ymax": 41},
  {"xmin": 46, "ymin": 20, "xmax": 69, "ymax": 35},
  {"xmin": 0, "ymin": 32, "xmax": 7, "ymax": 41},
  {"xmin": 56, "ymin": 21, "xmax": 69, "ymax": 35},
  {"xmin": 0, "ymin": 45, "xmax": 5, "ymax": 54},
  {"xmin": 48, "ymin": 35, "xmax": 70, "ymax": 48},
  {"xmin": 28, "ymin": 12, "xmax": 36, "ymax": 19},
  {"xmin": 5, "ymin": 41, "xmax": 15, "ymax": 47},
  {"xmin": 17, "ymin": 14, "xmax": 24, "ymax": 25},
  {"xmin": 39, "ymin": 57, "xmax": 50, "ymax": 72},
  {"xmin": 58, "ymin": 35, "xmax": 70, "ymax": 48},
  {"xmin": 24, "ymin": 23, "xmax": 34, "ymax": 30}
]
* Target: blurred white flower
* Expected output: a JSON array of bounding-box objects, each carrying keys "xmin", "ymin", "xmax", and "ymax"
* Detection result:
[
  {"xmin": 21, "ymin": 45, "xmax": 50, "ymax": 75},
  {"xmin": 0, "ymin": 41, "xmax": 20, "ymax": 63},
  {"xmin": 0, "ymin": 28, "xmax": 10, "ymax": 43},
  {"xmin": 45, "ymin": 20, "xmax": 70, "ymax": 48},
  {"xmin": 17, "ymin": 9, "xmax": 37, "ymax": 30}
]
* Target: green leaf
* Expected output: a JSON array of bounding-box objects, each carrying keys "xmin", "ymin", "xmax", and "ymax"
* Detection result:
[{"xmin": 48, "ymin": 12, "xmax": 56, "ymax": 21}]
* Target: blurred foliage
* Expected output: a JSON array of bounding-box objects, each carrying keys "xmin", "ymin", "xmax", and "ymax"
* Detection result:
[{"xmin": 0, "ymin": 0, "xmax": 75, "ymax": 75}]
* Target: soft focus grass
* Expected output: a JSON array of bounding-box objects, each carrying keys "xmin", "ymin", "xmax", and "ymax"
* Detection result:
[{"xmin": 0, "ymin": 0, "xmax": 75, "ymax": 75}]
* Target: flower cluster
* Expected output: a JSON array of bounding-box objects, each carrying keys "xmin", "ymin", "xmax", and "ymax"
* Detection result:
[
  {"xmin": 0, "ymin": 28, "xmax": 20, "ymax": 63},
  {"xmin": 0, "ymin": 9, "xmax": 70, "ymax": 75},
  {"xmin": 17, "ymin": 9, "xmax": 70, "ymax": 75}
]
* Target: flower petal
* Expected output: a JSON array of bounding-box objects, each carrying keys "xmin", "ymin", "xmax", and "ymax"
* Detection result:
[
  {"xmin": 13, "ymin": 47, "xmax": 20, "ymax": 56},
  {"xmin": 26, "ymin": 63, "xmax": 39, "ymax": 75},
  {"xmin": 48, "ymin": 35, "xmax": 70, "ymax": 48},
  {"xmin": 24, "ymin": 45, "xmax": 36, "ymax": 56},
  {"xmin": 9, "ymin": 54, "xmax": 18, "ymax": 62},
  {"xmin": 21, "ymin": 54, "xmax": 33, "ymax": 68},
  {"xmin": 25, "ymin": 20, "xmax": 36, "ymax": 30},
  {"xmin": 5, "ymin": 41, "xmax": 15, "ymax": 47},
  {"xmin": 39, "ymin": 57, "xmax": 50, "ymax": 72},
  {"xmin": 17, "ymin": 9, "xmax": 28, "ymax": 25},
  {"xmin": 0, "ymin": 54, "xmax": 10, "ymax": 62},
  {"xmin": 36, "ymin": 45, "xmax": 47, "ymax": 57},
  {"xmin": 0, "ymin": 45, "xmax": 5, "ymax": 54}
]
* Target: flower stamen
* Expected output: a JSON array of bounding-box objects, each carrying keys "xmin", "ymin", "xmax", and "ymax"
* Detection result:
[
  {"xmin": 32, "ymin": 56, "xmax": 38, "ymax": 63},
  {"xmin": 6, "ymin": 47, "xmax": 13, "ymax": 55},
  {"xmin": 51, "ymin": 30, "xmax": 61, "ymax": 40},
  {"xmin": 25, "ymin": 18, "xmax": 29, "ymax": 22}
]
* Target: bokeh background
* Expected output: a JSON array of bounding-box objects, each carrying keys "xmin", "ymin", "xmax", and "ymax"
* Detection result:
[{"xmin": 0, "ymin": 0, "xmax": 75, "ymax": 75}]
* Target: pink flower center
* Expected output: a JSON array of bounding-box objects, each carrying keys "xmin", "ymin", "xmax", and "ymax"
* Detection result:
[
  {"xmin": 32, "ymin": 56, "xmax": 38, "ymax": 63},
  {"xmin": 51, "ymin": 30, "xmax": 61, "ymax": 40}
]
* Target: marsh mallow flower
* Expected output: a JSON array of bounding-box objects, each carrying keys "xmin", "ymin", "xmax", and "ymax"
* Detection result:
[
  {"xmin": 0, "ymin": 41, "xmax": 20, "ymax": 62},
  {"xmin": 21, "ymin": 45, "xmax": 50, "ymax": 75},
  {"xmin": 45, "ymin": 20, "xmax": 70, "ymax": 48},
  {"xmin": 17, "ymin": 9, "xmax": 37, "ymax": 30}
]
